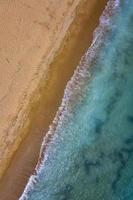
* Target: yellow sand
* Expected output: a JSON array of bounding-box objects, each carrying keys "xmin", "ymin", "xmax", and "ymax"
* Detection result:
[{"xmin": 0, "ymin": 0, "xmax": 82, "ymax": 179}]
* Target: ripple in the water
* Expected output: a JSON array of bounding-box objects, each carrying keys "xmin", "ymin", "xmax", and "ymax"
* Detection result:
[{"xmin": 20, "ymin": 0, "xmax": 133, "ymax": 199}]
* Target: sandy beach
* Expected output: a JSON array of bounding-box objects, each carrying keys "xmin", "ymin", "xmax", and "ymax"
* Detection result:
[{"xmin": 0, "ymin": 0, "xmax": 107, "ymax": 199}]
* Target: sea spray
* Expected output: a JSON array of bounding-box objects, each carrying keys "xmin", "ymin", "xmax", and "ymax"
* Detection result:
[{"xmin": 20, "ymin": 0, "xmax": 133, "ymax": 199}]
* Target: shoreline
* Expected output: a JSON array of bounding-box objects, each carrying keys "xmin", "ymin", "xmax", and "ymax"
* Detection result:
[
  {"xmin": 21, "ymin": 1, "xmax": 132, "ymax": 199},
  {"xmin": 34, "ymin": 0, "xmax": 119, "ymax": 173},
  {"xmin": 0, "ymin": 0, "xmax": 107, "ymax": 199}
]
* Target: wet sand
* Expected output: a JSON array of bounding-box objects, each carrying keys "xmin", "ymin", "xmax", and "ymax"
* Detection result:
[{"xmin": 0, "ymin": 0, "xmax": 107, "ymax": 199}]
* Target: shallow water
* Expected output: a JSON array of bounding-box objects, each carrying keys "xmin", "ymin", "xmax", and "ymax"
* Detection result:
[{"xmin": 21, "ymin": 1, "xmax": 133, "ymax": 199}]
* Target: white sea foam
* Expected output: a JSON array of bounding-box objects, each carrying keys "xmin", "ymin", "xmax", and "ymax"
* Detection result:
[{"xmin": 20, "ymin": 1, "xmax": 120, "ymax": 199}]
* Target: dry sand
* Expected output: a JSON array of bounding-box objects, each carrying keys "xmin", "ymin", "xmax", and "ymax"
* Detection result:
[
  {"xmin": 0, "ymin": 0, "xmax": 107, "ymax": 199},
  {"xmin": 0, "ymin": 0, "xmax": 82, "ymax": 179}
]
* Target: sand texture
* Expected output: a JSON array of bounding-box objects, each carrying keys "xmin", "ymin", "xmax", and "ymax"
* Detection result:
[{"xmin": 0, "ymin": 0, "xmax": 82, "ymax": 179}]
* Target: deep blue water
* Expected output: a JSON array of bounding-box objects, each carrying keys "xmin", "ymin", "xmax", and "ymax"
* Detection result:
[{"xmin": 20, "ymin": 1, "xmax": 133, "ymax": 199}]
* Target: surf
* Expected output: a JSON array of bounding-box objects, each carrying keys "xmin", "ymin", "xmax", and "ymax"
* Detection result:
[{"xmin": 20, "ymin": 0, "xmax": 133, "ymax": 199}]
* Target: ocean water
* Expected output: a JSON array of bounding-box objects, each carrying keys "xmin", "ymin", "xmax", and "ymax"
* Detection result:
[{"xmin": 20, "ymin": 0, "xmax": 133, "ymax": 200}]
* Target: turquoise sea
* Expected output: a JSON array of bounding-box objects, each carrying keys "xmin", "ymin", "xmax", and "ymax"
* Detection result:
[{"xmin": 20, "ymin": 0, "xmax": 133, "ymax": 199}]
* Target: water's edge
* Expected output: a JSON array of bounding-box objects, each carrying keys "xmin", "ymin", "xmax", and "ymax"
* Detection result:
[{"xmin": 20, "ymin": 0, "xmax": 120, "ymax": 199}]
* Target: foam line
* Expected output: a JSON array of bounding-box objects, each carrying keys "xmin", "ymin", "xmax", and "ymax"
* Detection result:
[{"xmin": 20, "ymin": 0, "xmax": 120, "ymax": 199}]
